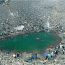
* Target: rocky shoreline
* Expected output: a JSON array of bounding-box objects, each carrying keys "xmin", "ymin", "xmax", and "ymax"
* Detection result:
[{"xmin": 0, "ymin": 31, "xmax": 64, "ymax": 65}]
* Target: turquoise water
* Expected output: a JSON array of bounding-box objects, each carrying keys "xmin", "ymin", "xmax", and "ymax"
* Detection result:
[{"xmin": 0, "ymin": 32, "xmax": 60, "ymax": 52}]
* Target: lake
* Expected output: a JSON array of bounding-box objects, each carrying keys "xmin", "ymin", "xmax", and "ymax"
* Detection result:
[{"xmin": 0, "ymin": 32, "xmax": 60, "ymax": 52}]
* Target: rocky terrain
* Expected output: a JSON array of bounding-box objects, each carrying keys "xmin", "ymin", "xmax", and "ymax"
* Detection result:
[
  {"xmin": 0, "ymin": 0, "xmax": 65, "ymax": 65},
  {"xmin": 0, "ymin": 0, "xmax": 65, "ymax": 36}
]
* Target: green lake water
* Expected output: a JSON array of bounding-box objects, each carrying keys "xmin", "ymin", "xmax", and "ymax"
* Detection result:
[{"xmin": 0, "ymin": 32, "xmax": 60, "ymax": 52}]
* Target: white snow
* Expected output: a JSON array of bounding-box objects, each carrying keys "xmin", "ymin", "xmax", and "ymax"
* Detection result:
[{"xmin": 14, "ymin": 25, "xmax": 24, "ymax": 31}]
